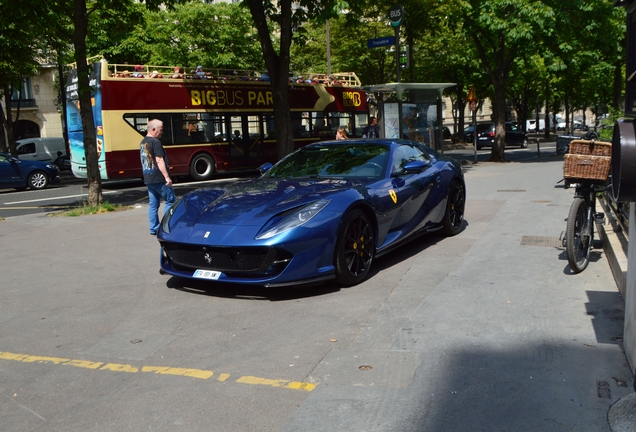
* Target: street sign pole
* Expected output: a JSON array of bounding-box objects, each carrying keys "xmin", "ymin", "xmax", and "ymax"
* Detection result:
[
  {"xmin": 389, "ymin": 5, "xmax": 404, "ymax": 140},
  {"xmin": 389, "ymin": 5, "xmax": 404, "ymax": 84},
  {"xmin": 472, "ymin": 104, "xmax": 477, "ymax": 163},
  {"xmin": 468, "ymin": 86, "xmax": 478, "ymax": 163},
  {"xmin": 395, "ymin": 26, "xmax": 400, "ymax": 83}
]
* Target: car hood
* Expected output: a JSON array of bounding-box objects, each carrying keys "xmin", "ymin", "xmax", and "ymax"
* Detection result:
[{"xmin": 174, "ymin": 178, "xmax": 359, "ymax": 229}]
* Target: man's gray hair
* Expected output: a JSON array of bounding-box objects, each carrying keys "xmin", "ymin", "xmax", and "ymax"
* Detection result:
[{"xmin": 147, "ymin": 119, "xmax": 163, "ymax": 133}]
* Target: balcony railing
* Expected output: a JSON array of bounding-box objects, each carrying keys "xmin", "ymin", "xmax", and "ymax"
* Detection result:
[{"xmin": 11, "ymin": 99, "xmax": 37, "ymax": 108}]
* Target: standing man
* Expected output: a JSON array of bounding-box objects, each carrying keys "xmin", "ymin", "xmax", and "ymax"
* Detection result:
[
  {"xmin": 140, "ymin": 119, "xmax": 175, "ymax": 235},
  {"xmin": 363, "ymin": 116, "xmax": 379, "ymax": 138}
]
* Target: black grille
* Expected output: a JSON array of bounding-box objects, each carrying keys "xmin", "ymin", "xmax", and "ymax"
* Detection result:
[{"xmin": 161, "ymin": 242, "xmax": 292, "ymax": 274}]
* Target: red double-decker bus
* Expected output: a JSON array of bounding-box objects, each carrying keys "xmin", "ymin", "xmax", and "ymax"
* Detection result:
[{"xmin": 65, "ymin": 60, "xmax": 369, "ymax": 181}]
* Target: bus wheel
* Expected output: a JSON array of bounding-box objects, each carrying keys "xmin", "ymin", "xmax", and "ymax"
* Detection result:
[{"xmin": 189, "ymin": 153, "xmax": 215, "ymax": 181}]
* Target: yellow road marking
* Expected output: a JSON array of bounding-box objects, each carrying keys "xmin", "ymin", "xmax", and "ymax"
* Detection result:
[
  {"xmin": 0, "ymin": 351, "xmax": 315, "ymax": 391},
  {"xmin": 236, "ymin": 376, "xmax": 317, "ymax": 392},
  {"xmin": 142, "ymin": 366, "xmax": 214, "ymax": 379}
]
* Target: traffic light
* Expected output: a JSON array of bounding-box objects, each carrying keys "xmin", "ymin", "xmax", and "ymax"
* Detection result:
[{"xmin": 400, "ymin": 46, "xmax": 409, "ymax": 69}]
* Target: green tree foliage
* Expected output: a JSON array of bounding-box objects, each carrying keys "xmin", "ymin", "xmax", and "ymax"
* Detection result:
[
  {"xmin": 134, "ymin": 2, "xmax": 265, "ymax": 70},
  {"xmin": 0, "ymin": 0, "xmax": 53, "ymax": 154},
  {"xmin": 291, "ymin": 17, "xmax": 395, "ymax": 84},
  {"xmin": 459, "ymin": 0, "xmax": 555, "ymax": 161},
  {"xmin": 85, "ymin": 1, "xmax": 146, "ymax": 64}
]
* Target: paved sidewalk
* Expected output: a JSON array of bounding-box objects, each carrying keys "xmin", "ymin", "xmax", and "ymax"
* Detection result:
[{"xmin": 281, "ymin": 156, "xmax": 635, "ymax": 431}]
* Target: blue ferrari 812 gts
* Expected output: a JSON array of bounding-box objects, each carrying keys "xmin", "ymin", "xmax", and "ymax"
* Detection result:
[{"xmin": 157, "ymin": 139, "xmax": 465, "ymax": 287}]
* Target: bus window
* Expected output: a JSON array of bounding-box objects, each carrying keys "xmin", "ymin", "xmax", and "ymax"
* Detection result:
[
  {"xmin": 124, "ymin": 114, "xmax": 148, "ymax": 135},
  {"xmin": 246, "ymin": 115, "xmax": 262, "ymax": 158},
  {"xmin": 263, "ymin": 114, "xmax": 275, "ymax": 140},
  {"xmin": 200, "ymin": 114, "xmax": 227, "ymax": 142},
  {"xmin": 174, "ymin": 115, "xmax": 196, "ymax": 144},
  {"xmin": 291, "ymin": 112, "xmax": 310, "ymax": 138},
  {"xmin": 123, "ymin": 113, "xmax": 175, "ymax": 144}
]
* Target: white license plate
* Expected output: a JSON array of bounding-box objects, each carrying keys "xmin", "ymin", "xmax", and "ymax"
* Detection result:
[
  {"xmin": 193, "ymin": 269, "xmax": 222, "ymax": 280},
  {"xmin": 478, "ymin": 137, "xmax": 488, "ymax": 140}
]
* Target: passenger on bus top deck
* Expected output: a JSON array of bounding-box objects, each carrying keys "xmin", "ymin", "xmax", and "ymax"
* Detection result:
[
  {"xmin": 195, "ymin": 66, "xmax": 206, "ymax": 79},
  {"xmin": 171, "ymin": 67, "xmax": 183, "ymax": 79},
  {"xmin": 132, "ymin": 64, "xmax": 144, "ymax": 78}
]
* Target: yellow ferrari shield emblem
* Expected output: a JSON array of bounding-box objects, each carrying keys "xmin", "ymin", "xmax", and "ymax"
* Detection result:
[{"xmin": 389, "ymin": 189, "xmax": 397, "ymax": 204}]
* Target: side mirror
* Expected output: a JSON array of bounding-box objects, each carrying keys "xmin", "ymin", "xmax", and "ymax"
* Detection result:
[
  {"xmin": 258, "ymin": 162, "xmax": 273, "ymax": 175},
  {"xmin": 612, "ymin": 119, "xmax": 636, "ymax": 202},
  {"xmin": 402, "ymin": 160, "xmax": 429, "ymax": 174}
]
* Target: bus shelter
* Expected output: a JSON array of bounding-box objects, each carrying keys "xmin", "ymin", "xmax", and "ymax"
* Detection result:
[{"xmin": 361, "ymin": 83, "xmax": 455, "ymax": 151}]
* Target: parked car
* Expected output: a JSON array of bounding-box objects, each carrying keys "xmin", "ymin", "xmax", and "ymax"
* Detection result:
[
  {"xmin": 470, "ymin": 122, "xmax": 528, "ymax": 149},
  {"xmin": 573, "ymin": 121, "xmax": 589, "ymax": 131},
  {"xmin": 443, "ymin": 126, "xmax": 455, "ymax": 143},
  {"xmin": 0, "ymin": 152, "xmax": 61, "ymax": 190},
  {"xmin": 157, "ymin": 139, "xmax": 466, "ymax": 287},
  {"xmin": 526, "ymin": 119, "xmax": 545, "ymax": 132}
]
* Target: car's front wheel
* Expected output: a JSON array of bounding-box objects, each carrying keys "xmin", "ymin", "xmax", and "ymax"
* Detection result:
[
  {"xmin": 28, "ymin": 171, "xmax": 49, "ymax": 190},
  {"xmin": 335, "ymin": 209, "xmax": 375, "ymax": 286},
  {"xmin": 521, "ymin": 138, "xmax": 528, "ymax": 148}
]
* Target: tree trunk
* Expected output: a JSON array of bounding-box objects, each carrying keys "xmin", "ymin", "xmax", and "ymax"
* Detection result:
[
  {"xmin": 489, "ymin": 82, "xmax": 506, "ymax": 162},
  {"xmin": 73, "ymin": 0, "xmax": 102, "ymax": 205},
  {"xmin": 544, "ymin": 81, "xmax": 551, "ymax": 141},
  {"xmin": 1, "ymin": 83, "xmax": 17, "ymax": 155},
  {"xmin": 246, "ymin": 0, "xmax": 294, "ymax": 159}
]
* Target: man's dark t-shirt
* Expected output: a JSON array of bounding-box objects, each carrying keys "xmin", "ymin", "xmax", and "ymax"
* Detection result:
[{"xmin": 140, "ymin": 136, "xmax": 169, "ymax": 184}]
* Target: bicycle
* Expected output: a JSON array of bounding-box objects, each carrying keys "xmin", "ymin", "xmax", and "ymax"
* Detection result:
[{"xmin": 563, "ymin": 181, "xmax": 609, "ymax": 273}]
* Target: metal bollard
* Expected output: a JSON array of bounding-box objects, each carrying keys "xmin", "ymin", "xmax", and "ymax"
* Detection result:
[{"xmin": 536, "ymin": 138, "xmax": 541, "ymax": 161}]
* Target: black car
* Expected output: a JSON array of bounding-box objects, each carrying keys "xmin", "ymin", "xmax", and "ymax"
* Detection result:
[
  {"xmin": 464, "ymin": 122, "xmax": 529, "ymax": 149},
  {"xmin": 443, "ymin": 127, "xmax": 455, "ymax": 143}
]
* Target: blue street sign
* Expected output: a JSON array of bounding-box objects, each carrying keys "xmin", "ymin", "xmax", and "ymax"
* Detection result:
[{"xmin": 367, "ymin": 36, "xmax": 395, "ymax": 49}]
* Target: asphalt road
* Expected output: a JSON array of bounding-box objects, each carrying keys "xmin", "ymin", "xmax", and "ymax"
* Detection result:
[{"xmin": 0, "ymin": 142, "xmax": 632, "ymax": 431}]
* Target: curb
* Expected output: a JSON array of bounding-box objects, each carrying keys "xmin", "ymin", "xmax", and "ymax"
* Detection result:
[{"xmin": 597, "ymin": 200, "xmax": 628, "ymax": 299}]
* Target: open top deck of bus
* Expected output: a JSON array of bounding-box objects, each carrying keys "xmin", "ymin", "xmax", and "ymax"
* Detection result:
[{"xmin": 107, "ymin": 63, "xmax": 362, "ymax": 87}]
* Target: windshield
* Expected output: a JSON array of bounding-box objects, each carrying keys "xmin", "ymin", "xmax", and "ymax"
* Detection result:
[{"xmin": 263, "ymin": 143, "xmax": 389, "ymax": 180}]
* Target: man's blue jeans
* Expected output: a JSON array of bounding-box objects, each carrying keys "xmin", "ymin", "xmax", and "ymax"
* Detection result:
[{"xmin": 147, "ymin": 182, "xmax": 176, "ymax": 235}]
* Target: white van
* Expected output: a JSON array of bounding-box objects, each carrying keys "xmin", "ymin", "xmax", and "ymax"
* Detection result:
[
  {"xmin": 16, "ymin": 137, "xmax": 66, "ymax": 163},
  {"xmin": 526, "ymin": 119, "xmax": 546, "ymax": 132}
]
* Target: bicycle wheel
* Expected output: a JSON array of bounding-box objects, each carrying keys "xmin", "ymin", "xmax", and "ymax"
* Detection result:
[{"xmin": 565, "ymin": 197, "xmax": 591, "ymax": 273}]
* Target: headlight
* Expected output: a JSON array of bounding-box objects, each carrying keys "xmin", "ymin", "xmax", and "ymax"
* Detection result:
[
  {"xmin": 256, "ymin": 199, "xmax": 330, "ymax": 240},
  {"xmin": 46, "ymin": 164, "xmax": 59, "ymax": 171},
  {"xmin": 161, "ymin": 197, "xmax": 183, "ymax": 234}
]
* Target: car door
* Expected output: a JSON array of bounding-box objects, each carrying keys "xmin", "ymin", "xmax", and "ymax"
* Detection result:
[
  {"xmin": 0, "ymin": 154, "xmax": 22, "ymax": 188},
  {"xmin": 389, "ymin": 144, "xmax": 440, "ymax": 236},
  {"xmin": 505, "ymin": 123, "xmax": 523, "ymax": 144}
]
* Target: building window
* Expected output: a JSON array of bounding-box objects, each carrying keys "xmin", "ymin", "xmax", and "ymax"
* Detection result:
[{"xmin": 11, "ymin": 78, "xmax": 36, "ymax": 107}]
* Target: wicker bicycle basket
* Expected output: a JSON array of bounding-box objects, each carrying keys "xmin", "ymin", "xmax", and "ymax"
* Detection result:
[{"xmin": 563, "ymin": 139, "xmax": 611, "ymax": 183}]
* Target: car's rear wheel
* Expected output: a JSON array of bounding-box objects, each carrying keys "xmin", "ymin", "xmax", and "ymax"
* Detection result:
[
  {"xmin": 189, "ymin": 153, "xmax": 216, "ymax": 181},
  {"xmin": 28, "ymin": 171, "xmax": 49, "ymax": 190},
  {"xmin": 335, "ymin": 209, "xmax": 375, "ymax": 286},
  {"xmin": 521, "ymin": 138, "xmax": 528, "ymax": 148},
  {"xmin": 441, "ymin": 180, "xmax": 465, "ymax": 236}
]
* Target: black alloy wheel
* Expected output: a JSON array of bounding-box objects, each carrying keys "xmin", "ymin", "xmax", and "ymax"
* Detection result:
[
  {"xmin": 335, "ymin": 209, "xmax": 375, "ymax": 286},
  {"xmin": 441, "ymin": 180, "xmax": 465, "ymax": 236}
]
